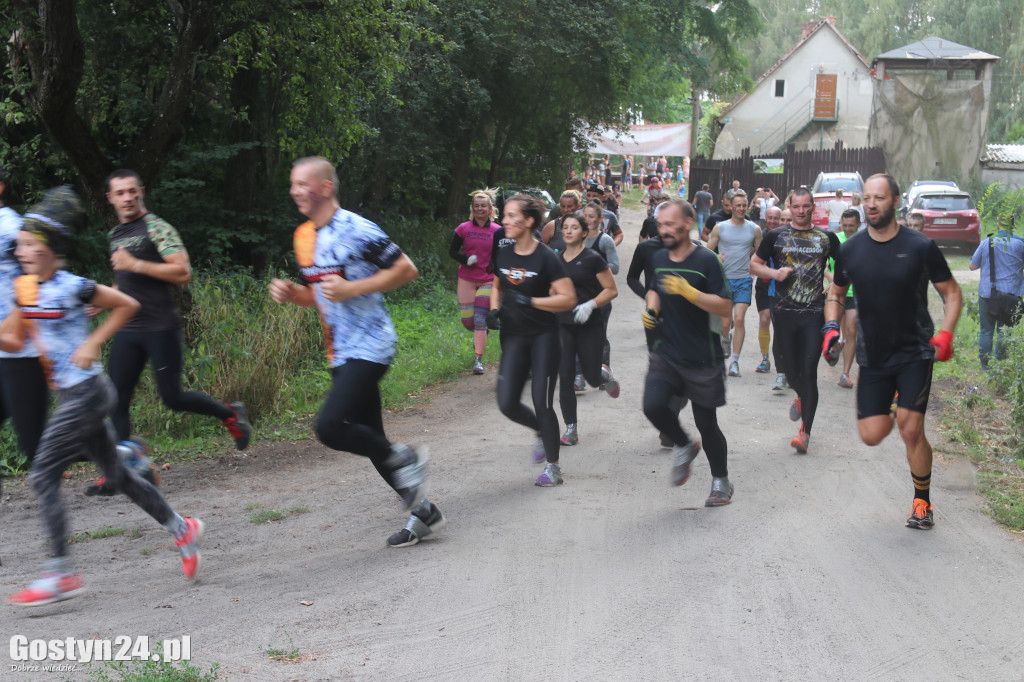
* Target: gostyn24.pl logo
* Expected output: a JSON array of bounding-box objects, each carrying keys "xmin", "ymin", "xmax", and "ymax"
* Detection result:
[{"xmin": 9, "ymin": 635, "xmax": 191, "ymax": 664}]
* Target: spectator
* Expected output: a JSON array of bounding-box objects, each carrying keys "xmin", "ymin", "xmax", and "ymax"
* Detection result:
[{"xmin": 969, "ymin": 225, "xmax": 1024, "ymax": 369}]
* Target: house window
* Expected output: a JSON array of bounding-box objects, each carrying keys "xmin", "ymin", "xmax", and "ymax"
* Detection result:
[{"xmin": 774, "ymin": 79, "xmax": 785, "ymax": 98}]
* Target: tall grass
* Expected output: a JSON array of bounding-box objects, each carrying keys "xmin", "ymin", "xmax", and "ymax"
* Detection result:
[{"xmin": 0, "ymin": 213, "xmax": 497, "ymax": 470}]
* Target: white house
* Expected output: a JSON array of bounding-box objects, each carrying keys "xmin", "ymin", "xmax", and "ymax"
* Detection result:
[{"xmin": 713, "ymin": 18, "xmax": 873, "ymax": 160}]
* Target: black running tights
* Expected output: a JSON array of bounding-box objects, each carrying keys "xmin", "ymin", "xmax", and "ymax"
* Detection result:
[
  {"xmin": 558, "ymin": 323, "xmax": 605, "ymax": 425},
  {"xmin": 773, "ymin": 308, "xmax": 823, "ymax": 433},
  {"xmin": 108, "ymin": 329, "xmax": 233, "ymax": 441},
  {"xmin": 0, "ymin": 357, "xmax": 49, "ymax": 465},
  {"xmin": 497, "ymin": 330, "xmax": 560, "ymax": 463},
  {"xmin": 316, "ymin": 359, "xmax": 404, "ymax": 493},
  {"xmin": 642, "ymin": 378, "xmax": 728, "ymax": 478}
]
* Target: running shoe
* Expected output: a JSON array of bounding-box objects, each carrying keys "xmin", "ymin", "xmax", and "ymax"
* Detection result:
[
  {"xmin": 535, "ymin": 462, "xmax": 563, "ymax": 487},
  {"xmin": 772, "ymin": 374, "xmax": 787, "ymax": 391},
  {"xmin": 755, "ymin": 356, "xmax": 771, "ymax": 374},
  {"xmin": 600, "ymin": 364, "xmax": 620, "ymax": 399},
  {"xmin": 560, "ymin": 423, "xmax": 579, "ymax": 446},
  {"xmin": 84, "ymin": 440, "xmax": 159, "ymax": 497},
  {"xmin": 670, "ymin": 440, "xmax": 701, "ymax": 487},
  {"xmin": 174, "ymin": 517, "xmax": 204, "ymax": 580},
  {"xmin": 387, "ymin": 501, "xmax": 447, "ymax": 548},
  {"xmin": 388, "ymin": 443, "xmax": 429, "ymax": 509},
  {"xmin": 789, "ymin": 397, "xmax": 802, "ymax": 421},
  {"xmin": 728, "ymin": 360, "xmax": 741, "ymax": 377},
  {"xmin": 790, "ymin": 426, "xmax": 809, "ymax": 454},
  {"xmin": 223, "ymin": 402, "xmax": 252, "ymax": 451},
  {"xmin": 472, "ymin": 357, "xmax": 484, "ymax": 375},
  {"xmin": 838, "ymin": 373, "xmax": 854, "ymax": 389},
  {"xmin": 906, "ymin": 499, "xmax": 934, "ymax": 530},
  {"xmin": 7, "ymin": 572, "xmax": 85, "ymax": 606},
  {"xmin": 573, "ymin": 373, "xmax": 586, "ymax": 392},
  {"xmin": 659, "ymin": 432, "xmax": 674, "ymax": 448},
  {"xmin": 531, "ymin": 435, "xmax": 546, "ymax": 464},
  {"xmin": 704, "ymin": 476, "xmax": 734, "ymax": 507}
]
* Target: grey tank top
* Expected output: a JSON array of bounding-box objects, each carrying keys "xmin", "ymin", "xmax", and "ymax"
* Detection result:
[{"xmin": 718, "ymin": 220, "xmax": 758, "ymax": 279}]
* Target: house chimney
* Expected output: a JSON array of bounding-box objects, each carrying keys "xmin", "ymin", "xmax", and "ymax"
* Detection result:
[{"xmin": 802, "ymin": 22, "xmax": 816, "ymax": 39}]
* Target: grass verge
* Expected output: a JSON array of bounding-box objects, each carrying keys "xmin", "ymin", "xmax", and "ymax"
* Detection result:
[{"xmin": 930, "ymin": 279, "xmax": 1024, "ymax": 532}]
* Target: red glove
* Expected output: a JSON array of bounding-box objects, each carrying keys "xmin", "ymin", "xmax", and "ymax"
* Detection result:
[
  {"xmin": 929, "ymin": 330, "xmax": 954, "ymax": 362},
  {"xmin": 821, "ymin": 320, "xmax": 842, "ymax": 365}
]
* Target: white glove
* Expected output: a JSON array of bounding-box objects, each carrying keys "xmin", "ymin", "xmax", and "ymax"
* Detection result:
[
  {"xmin": 466, "ymin": 255, "xmax": 478, "ymax": 266},
  {"xmin": 573, "ymin": 299, "xmax": 598, "ymax": 324}
]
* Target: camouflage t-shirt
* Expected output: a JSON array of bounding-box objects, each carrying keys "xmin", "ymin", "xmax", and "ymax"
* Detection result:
[
  {"xmin": 108, "ymin": 213, "xmax": 186, "ymax": 332},
  {"xmin": 755, "ymin": 224, "xmax": 841, "ymax": 313}
]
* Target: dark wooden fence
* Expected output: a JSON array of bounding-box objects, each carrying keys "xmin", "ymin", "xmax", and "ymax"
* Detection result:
[{"xmin": 688, "ymin": 142, "xmax": 886, "ymax": 204}]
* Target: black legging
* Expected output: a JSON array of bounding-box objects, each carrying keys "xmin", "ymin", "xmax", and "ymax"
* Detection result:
[
  {"xmin": 600, "ymin": 303, "xmax": 612, "ymax": 366},
  {"xmin": 642, "ymin": 376, "xmax": 728, "ymax": 478},
  {"xmin": 496, "ymin": 330, "xmax": 560, "ymax": 463},
  {"xmin": 315, "ymin": 359, "xmax": 405, "ymax": 493},
  {"xmin": 0, "ymin": 357, "xmax": 49, "ymax": 465},
  {"xmin": 773, "ymin": 308, "xmax": 823, "ymax": 433},
  {"xmin": 769, "ymin": 303, "xmax": 785, "ymax": 374},
  {"xmin": 108, "ymin": 329, "xmax": 233, "ymax": 440},
  {"xmin": 558, "ymin": 322, "xmax": 605, "ymax": 425}
]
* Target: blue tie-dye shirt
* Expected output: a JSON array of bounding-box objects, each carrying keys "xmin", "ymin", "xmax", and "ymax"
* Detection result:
[
  {"xmin": 0, "ymin": 206, "xmax": 37, "ymax": 359},
  {"xmin": 293, "ymin": 209, "xmax": 403, "ymax": 368},
  {"xmin": 15, "ymin": 271, "xmax": 101, "ymax": 389}
]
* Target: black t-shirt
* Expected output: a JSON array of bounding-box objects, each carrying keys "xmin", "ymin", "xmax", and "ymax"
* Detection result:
[
  {"xmin": 108, "ymin": 213, "xmax": 186, "ymax": 332},
  {"xmin": 558, "ymin": 248, "xmax": 608, "ymax": 327},
  {"xmin": 650, "ymin": 246, "xmax": 730, "ymax": 368},
  {"xmin": 694, "ymin": 191, "xmax": 713, "ymax": 213},
  {"xmin": 755, "ymin": 224, "xmax": 841, "ymax": 314},
  {"xmin": 834, "ymin": 227, "xmax": 953, "ymax": 368},
  {"xmin": 495, "ymin": 242, "xmax": 569, "ymax": 334},
  {"xmin": 639, "ymin": 215, "xmax": 659, "ymax": 240},
  {"xmin": 705, "ymin": 208, "xmax": 730, "ymax": 232},
  {"xmin": 489, "ymin": 227, "xmax": 516, "ymax": 273},
  {"xmin": 626, "ymin": 235, "xmax": 664, "ymax": 298}
]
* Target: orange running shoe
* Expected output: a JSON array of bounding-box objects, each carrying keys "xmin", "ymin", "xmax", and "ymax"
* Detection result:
[
  {"xmin": 790, "ymin": 425, "xmax": 809, "ymax": 454},
  {"xmin": 906, "ymin": 499, "xmax": 934, "ymax": 529},
  {"xmin": 789, "ymin": 397, "xmax": 802, "ymax": 422}
]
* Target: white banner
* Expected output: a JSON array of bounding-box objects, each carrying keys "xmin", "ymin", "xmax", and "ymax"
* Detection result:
[{"xmin": 588, "ymin": 123, "xmax": 692, "ymax": 156}]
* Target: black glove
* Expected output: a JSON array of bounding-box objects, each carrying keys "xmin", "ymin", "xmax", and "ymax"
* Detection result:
[
  {"xmin": 485, "ymin": 309, "xmax": 501, "ymax": 331},
  {"xmin": 503, "ymin": 290, "xmax": 532, "ymax": 310}
]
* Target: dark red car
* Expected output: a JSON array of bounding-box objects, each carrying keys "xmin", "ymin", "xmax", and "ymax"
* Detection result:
[{"xmin": 907, "ymin": 191, "xmax": 980, "ymax": 249}]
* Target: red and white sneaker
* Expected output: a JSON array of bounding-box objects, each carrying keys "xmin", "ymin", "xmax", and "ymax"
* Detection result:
[
  {"xmin": 7, "ymin": 572, "xmax": 85, "ymax": 606},
  {"xmin": 174, "ymin": 517, "xmax": 205, "ymax": 579}
]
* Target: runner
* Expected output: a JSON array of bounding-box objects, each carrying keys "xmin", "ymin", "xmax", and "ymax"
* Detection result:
[
  {"xmin": 583, "ymin": 201, "xmax": 620, "ymax": 372},
  {"xmin": 642, "ymin": 199, "xmax": 734, "ymax": 506},
  {"xmin": 450, "ymin": 188, "xmax": 500, "ymax": 374},
  {"xmin": 702, "ymin": 190, "xmax": 733, "ymax": 240},
  {"xmin": 584, "ymin": 186, "xmax": 623, "ymax": 245},
  {"xmin": 555, "ymin": 213, "xmax": 619, "ymax": 446},
  {"xmin": 706, "ymin": 189, "xmax": 761, "ymax": 376},
  {"xmin": 270, "ymin": 157, "xmax": 439, "ymax": 548},
  {"xmin": 540, "ymin": 190, "xmax": 583, "ymax": 254},
  {"xmin": 3, "ymin": 187, "xmax": 203, "ymax": 606},
  {"xmin": 488, "ymin": 194, "xmax": 575, "ymax": 486},
  {"xmin": 826, "ymin": 173, "xmax": 962, "ymax": 530},
  {"xmin": 753, "ymin": 205, "xmax": 784, "ymax": 379},
  {"xmin": 87, "ymin": 170, "xmax": 250, "ymax": 497},
  {"xmin": 0, "ymin": 166, "xmax": 48, "ymax": 493},
  {"xmin": 750, "ymin": 188, "xmax": 841, "ymax": 454},
  {"xmin": 832, "ymin": 209, "xmax": 861, "ymax": 388}
]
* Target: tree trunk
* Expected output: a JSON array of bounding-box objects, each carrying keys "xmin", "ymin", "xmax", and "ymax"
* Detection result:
[{"xmin": 444, "ymin": 129, "xmax": 475, "ymax": 222}]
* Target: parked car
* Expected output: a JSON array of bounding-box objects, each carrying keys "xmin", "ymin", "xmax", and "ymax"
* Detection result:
[
  {"xmin": 810, "ymin": 171, "xmax": 864, "ymax": 229},
  {"xmin": 906, "ymin": 190, "xmax": 980, "ymax": 249},
  {"xmin": 899, "ymin": 181, "xmax": 960, "ymax": 219},
  {"xmin": 494, "ymin": 185, "xmax": 557, "ymax": 221}
]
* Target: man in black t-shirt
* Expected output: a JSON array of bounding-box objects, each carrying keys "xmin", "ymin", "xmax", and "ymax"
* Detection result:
[
  {"xmin": 826, "ymin": 174, "xmax": 962, "ymax": 531},
  {"xmin": 87, "ymin": 170, "xmax": 252, "ymax": 496},
  {"xmin": 641, "ymin": 199, "xmax": 735, "ymax": 507},
  {"xmin": 702, "ymin": 190, "xmax": 733, "ymax": 241},
  {"xmin": 751, "ymin": 188, "xmax": 841, "ymax": 455}
]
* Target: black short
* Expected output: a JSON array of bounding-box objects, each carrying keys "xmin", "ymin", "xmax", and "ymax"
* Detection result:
[
  {"xmin": 647, "ymin": 352, "xmax": 726, "ymax": 409},
  {"xmin": 755, "ymin": 286, "xmax": 772, "ymax": 313},
  {"xmin": 856, "ymin": 358, "xmax": 933, "ymax": 419}
]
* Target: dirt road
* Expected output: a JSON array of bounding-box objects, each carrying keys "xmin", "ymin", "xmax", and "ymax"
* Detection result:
[{"xmin": 3, "ymin": 204, "xmax": 1023, "ymax": 681}]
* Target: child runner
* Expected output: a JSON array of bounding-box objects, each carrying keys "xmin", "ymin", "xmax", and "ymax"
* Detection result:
[{"xmin": 3, "ymin": 187, "xmax": 203, "ymax": 606}]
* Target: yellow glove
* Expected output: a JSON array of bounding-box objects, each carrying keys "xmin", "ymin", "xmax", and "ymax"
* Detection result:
[
  {"xmin": 641, "ymin": 307, "xmax": 660, "ymax": 330},
  {"xmin": 660, "ymin": 274, "xmax": 700, "ymax": 303}
]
